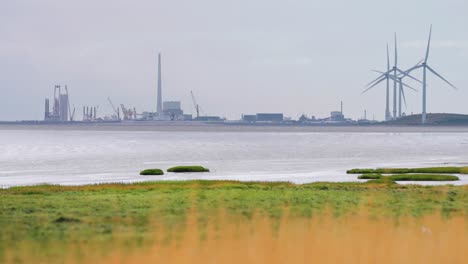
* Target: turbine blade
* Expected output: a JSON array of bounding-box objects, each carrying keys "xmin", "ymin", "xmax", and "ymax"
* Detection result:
[
  {"xmin": 397, "ymin": 68, "xmax": 422, "ymax": 84},
  {"xmin": 362, "ymin": 76, "xmax": 387, "ymax": 94},
  {"xmin": 401, "ymin": 86, "xmax": 408, "ymax": 109},
  {"xmin": 426, "ymin": 65, "xmax": 457, "ymax": 90},
  {"xmin": 405, "ymin": 64, "xmax": 423, "ymax": 74},
  {"xmin": 425, "ymin": 25, "xmax": 432, "ymax": 63},
  {"xmin": 394, "ymin": 32, "xmax": 398, "ymax": 67},
  {"xmin": 372, "ymin": 69, "xmax": 385, "ymax": 74},
  {"xmin": 401, "ymin": 81, "xmax": 418, "ymax": 92},
  {"xmin": 387, "ymin": 44, "xmax": 390, "ymax": 71},
  {"xmin": 365, "ymin": 73, "xmax": 386, "ymax": 87}
]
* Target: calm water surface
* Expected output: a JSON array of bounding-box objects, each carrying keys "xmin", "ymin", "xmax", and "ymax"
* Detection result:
[{"xmin": 1, "ymin": 126, "xmax": 468, "ymax": 187}]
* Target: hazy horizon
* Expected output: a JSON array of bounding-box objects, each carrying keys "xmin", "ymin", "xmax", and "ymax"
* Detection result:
[{"xmin": 1, "ymin": 0, "xmax": 467, "ymax": 121}]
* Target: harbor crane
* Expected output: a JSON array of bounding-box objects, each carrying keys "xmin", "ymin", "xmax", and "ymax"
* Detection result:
[
  {"xmin": 190, "ymin": 91, "xmax": 202, "ymax": 119},
  {"xmin": 107, "ymin": 97, "xmax": 120, "ymax": 120},
  {"xmin": 120, "ymin": 104, "xmax": 138, "ymax": 120},
  {"xmin": 64, "ymin": 86, "xmax": 75, "ymax": 121}
]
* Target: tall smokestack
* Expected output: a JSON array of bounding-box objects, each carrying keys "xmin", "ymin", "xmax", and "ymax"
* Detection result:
[
  {"xmin": 44, "ymin": 99, "xmax": 49, "ymax": 120},
  {"xmin": 341, "ymin": 101, "xmax": 343, "ymax": 114},
  {"xmin": 157, "ymin": 52, "xmax": 163, "ymax": 114}
]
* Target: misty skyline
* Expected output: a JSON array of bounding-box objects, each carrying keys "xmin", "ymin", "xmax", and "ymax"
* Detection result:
[{"xmin": 1, "ymin": 0, "xmax": 467, "ymax": 121}]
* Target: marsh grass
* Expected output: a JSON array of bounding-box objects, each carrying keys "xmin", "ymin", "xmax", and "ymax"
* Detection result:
[
  {"xmin": 387, "ymin": 174, "xmax": 459, "ymax": 181},
  {"xmin": 358, "ymin": 174, "xmax": 382, "ymax": 179},
  {"xmin": 359, "ymin": 174, "xmax": 459, "ymax": 181},
  {"xmin": 1, "ymin": 180, "xmax": 467, "ymax": 263},
  {"xmin": 167, "ymin": 166, "xmax": 210, "ymax": 173},
  {"xmin": 348, "ymin": 166, "xmax": 468, "ymax": 174}
]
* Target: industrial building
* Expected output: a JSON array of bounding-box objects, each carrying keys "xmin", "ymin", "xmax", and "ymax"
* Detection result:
[
  {"xmin": 330, "ymin": 111, "xmax": 345, "ymax": 121},
  {"xmin": 256, "ymin": 113, "xmax": 284, "ymax": 122},
  {"xmin": 242, "ymin": 114, "xmax": 257, "ymax": 123},
  {"xmin": 163, "ymin": 101, "xmax": 185, "ymax": 120},
  {"xmin": 44, "ymin": 85, "xmax": 73, "ymax": 122},
  {"xmin": 241, "ymin": 113, "xmax": 284, "ymax": 123},
  {"xmin": 330, "ymin": 101, "xmax": 345, "ymax": 121}
]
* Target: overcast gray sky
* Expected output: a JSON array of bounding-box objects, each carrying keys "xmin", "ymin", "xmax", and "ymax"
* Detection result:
[{"xmin": 1, "ymin": 0, "xmax": 467, "ymax": 121}]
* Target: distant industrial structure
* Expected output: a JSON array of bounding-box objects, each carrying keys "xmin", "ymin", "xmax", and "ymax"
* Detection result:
[
  {"xmin": 36, "ymin": 52, "xmax": 381, "ymax": 126},
  {"xmin": 148, "ymin": 52, "xmax": 186, "ymax": 121},
  {"xmin": 329, "ymin": 101, "xmax": 345, "ymax": 121},
  {"xmin": 44, "ymin": 85, "xmax": 74, "ymax": 122},
  {"xmin": 82, "ymin": 106, "xmax": 98, "ymax": 121}
]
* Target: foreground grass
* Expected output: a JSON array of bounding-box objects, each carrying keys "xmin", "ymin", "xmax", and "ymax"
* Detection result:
[
  {"xmin": 348, "ymin": 166, "xmax": 468, "ymax": 174},
  {"xmin": 1, "ymin": 180, "xmax": 467, "ymax": 262}
]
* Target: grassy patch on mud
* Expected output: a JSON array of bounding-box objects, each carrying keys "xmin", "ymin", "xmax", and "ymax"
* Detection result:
[
  {"xmin": 167, "ymin": 166, "xmax": 210, "ymax": 173},
  {"xmin": 140, "ymin": 169, "xmax": 164, "ymax": 175},
  {"xmin": 387, "ymin": 174, "xmax": 459, "ymax": 181},
  {"xmin": 348, "ymin": 166, "xmax": 468, "ymax": 174},
  {"xmin": 358, "ymin": 174, "xmax": 459, "ymax": 181}
]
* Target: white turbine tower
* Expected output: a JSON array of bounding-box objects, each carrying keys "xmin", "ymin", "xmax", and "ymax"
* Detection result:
[
  {"xmin": 405, "ymin": 25, "xmax": 457, "ymax": 124},
  {"xmin": 364, "ymin": 44, "xmax": 391, "ymax": 121}
]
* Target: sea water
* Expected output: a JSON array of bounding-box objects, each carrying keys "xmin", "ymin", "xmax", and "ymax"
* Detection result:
[{"xmin": 1, "ymin": 125, "xmax": 468, "ymax": 187}]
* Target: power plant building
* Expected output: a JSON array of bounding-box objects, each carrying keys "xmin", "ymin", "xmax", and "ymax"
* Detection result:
[
  {"xmin": 256, "ymin": 113, "xmax": 284, "ymax": 122},
  {"xmin": 163, "ymin": 101, "xmax": 184, "ymax": 120}
]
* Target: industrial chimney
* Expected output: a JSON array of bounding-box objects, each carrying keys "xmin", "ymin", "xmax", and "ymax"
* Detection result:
[
  {"xmin": 157, "ymin": 52, "xmax": 163, "ymax": 114},
  {"xmin": 44, "ymin": 98, "xmax": 50, "ymax": 120}
]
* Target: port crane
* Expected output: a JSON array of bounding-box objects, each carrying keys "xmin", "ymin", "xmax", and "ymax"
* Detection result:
[
  {"xmin": 64, "ymin": 86, "xmax": 75, "ymax": 121},
  {"xmin": 120, "ymin": 104, "xmax": 137, "ymax": 120},
  {"xmin": 107, "ymin": 97, "xmax": 120, "ymax": 120},
  {"xmin": 190, "ymin": 91, "xmax": 203, "ymax": 119}
]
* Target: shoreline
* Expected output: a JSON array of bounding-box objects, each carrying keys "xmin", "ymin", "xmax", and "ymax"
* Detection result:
[
  {"xmin": 2, "ymin": 122, "xmax": 468, "ymax": 133},
  {"xmin": 2, "ymin": 179, "xmax": 467, "ymax": 190}
]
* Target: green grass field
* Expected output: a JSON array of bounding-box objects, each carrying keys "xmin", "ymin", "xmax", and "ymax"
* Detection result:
[{"xmin": 1, "ymin": 181, "xmax": 467, "ymax": 263}]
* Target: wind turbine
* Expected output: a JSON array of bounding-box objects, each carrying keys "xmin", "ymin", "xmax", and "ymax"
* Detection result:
[
  {"xmin": 405, "ymin": 25, "xmax": 457, "ymax": 124},
  {"xmin": 391, "ymin": 33, "xmax": 420, "ymax": 118},
  {"xmin": 364, "ymin": 38, "xmax": 420, "ymax": 120},
  {"xmin": 363, "ymin": 44, "xmax": 391, "ymax": 121},
  {"xmin": 372, "ymin": 69, "xmax": 419, "ymax": 117}
]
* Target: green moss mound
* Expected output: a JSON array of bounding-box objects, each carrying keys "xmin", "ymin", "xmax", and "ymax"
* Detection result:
[
  {"xmin": 167, "ymin": 166, "xmax": 210, "ymax": 173},
  {"xmin": 140, "ymin": 169, "xmax": 164, "ymax": 176}
]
